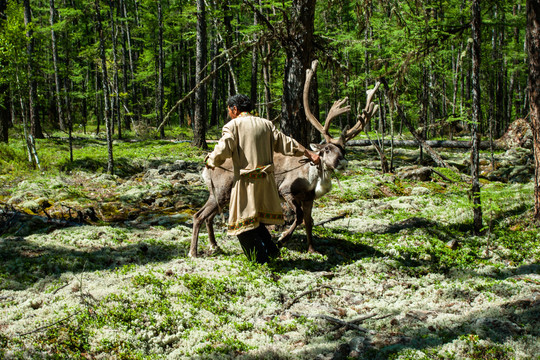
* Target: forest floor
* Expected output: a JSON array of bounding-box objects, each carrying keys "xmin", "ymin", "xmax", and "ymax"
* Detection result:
[{"xmin": 0, "ymin": 136, "xmax": 539, "ymax": 359}]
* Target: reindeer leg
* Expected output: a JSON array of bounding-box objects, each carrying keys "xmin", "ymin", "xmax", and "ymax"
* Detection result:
[
  {"xmin": 302, "ymin": 200, "xmax": 316, "ymax": 253},
  {"xmin": 277, "ymin": 198, "xmax": 303, "ymax": 248},
  {"xmin": 206, "ymin": 212, "xmax": 223, "ymax": 254},
  {"xmin": 190, "ymin": 198, "xmax": 218, "ymax": 258}
]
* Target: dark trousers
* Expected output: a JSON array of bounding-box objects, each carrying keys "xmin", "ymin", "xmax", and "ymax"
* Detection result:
[{"xmin": 237, "ymin": 224, "xmax": 280, "ymax": 264}]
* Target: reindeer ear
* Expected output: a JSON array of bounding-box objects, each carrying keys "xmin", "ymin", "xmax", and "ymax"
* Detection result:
[{"xmin": 310, "ymin": 143, "xmax": 323, "ymax": 151}]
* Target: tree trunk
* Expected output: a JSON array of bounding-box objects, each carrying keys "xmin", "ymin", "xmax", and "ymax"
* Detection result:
[
  {"xmin": 65, "ymin": 78, "xmax": 73, "ymax": 162},
  {"xmin": 262, "ymin": 43, "xmax": 272, "ymax": 121},
  {"xmin": 527, "ymin": 0, "xmax": 540, "ymax": 220},
  {"xmin": 23, "ymin": 0, "xmax": 43, "ymax": 139},
  {"xmin": 0, "ymin": 0, "xmax": 8, "ymax": 143},
  {"xmin": 49, "ymin": 0, "xmax": 64, "ymax": 131},
  {"xmin": 0, "ymin": 95, "xmax": 8, "ymax": 143},
  {"xmin": 192, "ymin": 0, "xmax": 207, "ymax": 149},
  {"xmin": 280, "ymin": 0, "xmax": 316, "ymax": 147},
  {"xmin": 122, "ymin": 0, "xmax": 138, "ymax": 125},
  {"xmin": 157, "ymin": 0, "xmax": 165, "ymax": 138},
  {"xmin": 223, "ymin": 1, "xmax": 235, "ymax": 96},
  {"xmin": 95, "ymin": 0, "xmax": 114, "ymax": 174},
  {"xmin": 347, "ymin": 139, "xmax": 506, "ymax": 150},
  {"xmin": 110, "ymin": 0, "xmax": 121, "ymax": 139},
  {"xmin": 471, "ymin": 0, "xmax": 483, "ymax": 234},
  {"xmin": 209, "ymin": 38, "xmax": 219, "ymax": 127},
  {"xmin": 94, "ymin": 63, "xmax": 102, "ymax": 135},
  {"xmin": 250, "ymin": 11, "xmax": 258, "ymax": 107}
]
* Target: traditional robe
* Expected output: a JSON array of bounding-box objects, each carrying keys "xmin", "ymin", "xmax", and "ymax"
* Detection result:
[{"xmin": 206, "ymin": 113, "xmax": 305, "ymax": 235}]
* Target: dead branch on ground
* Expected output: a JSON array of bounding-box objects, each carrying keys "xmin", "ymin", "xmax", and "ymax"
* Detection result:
[{"xmin": 290, "ymin": 312, "xmax": 373, "ymax": 334}]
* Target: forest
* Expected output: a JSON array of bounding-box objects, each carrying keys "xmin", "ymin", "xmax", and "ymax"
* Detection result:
[{"xmin": 0, "ymin": 0, "xmax": 539, "ymax": 359}]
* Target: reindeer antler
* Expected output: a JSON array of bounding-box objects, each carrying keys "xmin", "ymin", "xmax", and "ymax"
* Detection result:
[
  {"xmin": 344, "ymin": 82, "xmax": 380, "ymax": 142},
  {"xmin": 304, "ymin": 60, "xmax": 380, "ymax": 146},
  {"xmin": 303, "ymin": 60, "xmax": 351, "ymax": 145}
]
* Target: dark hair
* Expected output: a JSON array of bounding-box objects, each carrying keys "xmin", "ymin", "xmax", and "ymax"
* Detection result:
[{"xmin": 227, "ymin": 94, "xmax": 253, "ymax": 113}]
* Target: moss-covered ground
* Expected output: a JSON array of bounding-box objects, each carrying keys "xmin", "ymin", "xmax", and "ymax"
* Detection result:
[{"xmin": 0, "ymin": 129, "xmax": 538, "ymax": 359}]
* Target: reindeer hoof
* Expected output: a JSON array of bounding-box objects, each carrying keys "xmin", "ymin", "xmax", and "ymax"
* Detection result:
[{"xmin": 208, "ymin": 245, "xmax": 223, "ymax": 255}]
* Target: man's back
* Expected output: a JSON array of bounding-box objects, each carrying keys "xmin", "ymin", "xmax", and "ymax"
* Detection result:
[{"xmin": 225, "ymin": 115, "xmax": 274, "ymax": 172}]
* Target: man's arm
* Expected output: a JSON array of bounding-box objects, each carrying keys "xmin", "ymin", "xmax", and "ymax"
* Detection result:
[
  {"xmin": 205, "ymin": 125, "xmax": 236, "ymax": 169},
  {"xmin": 272, "ymin": 125, "xmax": 320, "ymax": 165}
]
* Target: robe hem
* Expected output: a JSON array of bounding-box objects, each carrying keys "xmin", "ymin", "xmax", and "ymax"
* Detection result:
[{"xmin": 227, "ymin": 212, "xmax": 284, "ymax": 235}]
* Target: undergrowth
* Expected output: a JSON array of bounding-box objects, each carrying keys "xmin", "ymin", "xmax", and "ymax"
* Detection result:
[{"xmin": 1, "ymin": 136, "xmax": 538, "ymax": 359}]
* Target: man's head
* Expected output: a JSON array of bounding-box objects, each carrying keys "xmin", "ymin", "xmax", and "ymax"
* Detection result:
[{"xmin": 227, "ymin": 94, "xmax": 253, "ymax": 119}]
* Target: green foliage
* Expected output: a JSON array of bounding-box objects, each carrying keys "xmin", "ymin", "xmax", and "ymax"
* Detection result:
[
  {"xmin": 0, "ymin": 142, "xmax": 31, "ymax": 175},
  {"xmin": 0, "ymin": 134, "xmax": 205, "ymax": 180},
  {"xmin": 459, "ymin": 334, "xmax": 515, "ymax": 360},
  {"xmin": 178, "ymin": 273, "xmax": 246, "ymax": 315},
  {"xmin": 195, "ymin": 330, "xmax": 253, "ymax": 355},
  {"xmin": 37, "ymin": 318, "xmax": 92, "ymax": 358}
]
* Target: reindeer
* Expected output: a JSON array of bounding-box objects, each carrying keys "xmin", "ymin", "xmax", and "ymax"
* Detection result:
[{"xmin": 189, "ymin": 60, "xmax": 379, "ymax": 257}]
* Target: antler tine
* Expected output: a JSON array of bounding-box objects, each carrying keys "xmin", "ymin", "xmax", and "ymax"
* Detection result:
[
  {"xmin": 344, "ymin": 82, "xmax": 381, "ymax": 142},
  {"xmin": 323, "ymin": 97, "xmax": 351, "ymax": 134},
  {"xmin": 366, "ymin": 82, "xmax": 380, "ymax": 105}
]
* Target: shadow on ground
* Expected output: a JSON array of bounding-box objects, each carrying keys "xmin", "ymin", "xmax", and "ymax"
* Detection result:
[{"xmin": 0, "ymin": 235, "xmax": 189, "ymax": 291}]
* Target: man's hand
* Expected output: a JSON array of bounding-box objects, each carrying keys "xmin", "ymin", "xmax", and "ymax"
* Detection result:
[{"xmin": 304, "ymin": 149, "xmax": 320, "ymax": 165}]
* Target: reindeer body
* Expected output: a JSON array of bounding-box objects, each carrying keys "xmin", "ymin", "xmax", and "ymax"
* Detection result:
[{"xmin": 189, "ymin": 143, "xmax": 346, "ymax": 258}]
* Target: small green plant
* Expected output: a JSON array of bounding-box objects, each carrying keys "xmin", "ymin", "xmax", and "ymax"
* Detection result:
[
  {"xmin": 195, "ymin": 330, "xmax": 253, "ymax": 355},
  {"xmin": 263, "ymin": 316, "xmax": 298, "ymax": 336},
  {"xmin": 460, "ymin": 334, "xmax": 514, "ymax": 360}
]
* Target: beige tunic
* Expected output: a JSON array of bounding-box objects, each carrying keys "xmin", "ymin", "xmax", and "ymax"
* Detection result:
[{"xmin": 206, "ymin": 114, "xmax": 304, "ymax": 235}]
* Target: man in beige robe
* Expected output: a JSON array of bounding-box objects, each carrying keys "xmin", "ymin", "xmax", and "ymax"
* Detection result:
[{"xmin": 205, "ymin": 94, "xmax": 319, "ymax": 263}]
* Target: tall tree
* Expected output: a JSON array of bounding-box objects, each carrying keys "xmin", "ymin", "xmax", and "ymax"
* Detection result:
[
  {"xmin": 109, "ymin": 0, "xmax": 121, "ymax": 139},
  {"xmin": 49, "ymin": 0, "xmax": 64, "ymax": 131},
  {"xmin": 95, "ymin": 0, "xmax": 114, "ymax": 174},
  {"xmin": 528, "ymin": 0, "xmax": 540, "ymax": 220},
  {"xmin": 471, "ymin": 0, "xmax": 483, "ymax": 234},
  {"xmin": 0, "ymin": 0, "xmax": 9, "ymax": 143},
  {"xmin": 157, "ymin": 0, "xmax": 165, "ymax": 138},
  {"xmin": 192, "ymin": 0, "xmax": 207, "ymax": 149},
  {"xmin": 23, "ymin": 0, "xmax": 43, "ymax": 139},
  {"xmin": 250, "ymin": 10, "xmax": 258, "ymax": 107},
  {"xmin": 280, "ymin": 0, "xmax": 316, "ymax": 147}
]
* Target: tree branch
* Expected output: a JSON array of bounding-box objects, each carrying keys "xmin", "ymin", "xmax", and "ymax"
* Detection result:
[{"xmin": 290, "ymin": 312, "xmax": 373, "ymax": 333}]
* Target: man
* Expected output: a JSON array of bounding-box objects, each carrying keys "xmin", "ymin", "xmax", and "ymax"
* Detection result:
[{"xmin": 205, "ymin": 94, "xmax": 320, "ymax": 263}]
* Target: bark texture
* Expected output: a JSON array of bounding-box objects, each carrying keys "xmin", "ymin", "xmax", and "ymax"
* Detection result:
[
  {"xmin": 528, "ymin": 0, "xmax": 540, "ymax": 220},
  {"xmin": 280, "ymin": 0, "xmax": 316, "ymax": 147},
  {"xmin": 192, "ymin": 0, "xmax": 207, "ymax": 149},
  {"xmin": 0, "ymin": 0, "xmax": 8, "ymax": 143},
  {"xmin": 471, "ymin": 0, "xmax": 483, "ymax": 233}
]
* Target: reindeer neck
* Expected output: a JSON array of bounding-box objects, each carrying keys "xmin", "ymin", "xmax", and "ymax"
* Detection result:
[{"xmin": 307, "ymin": 162, "xmax": 333, "ymax": 199}]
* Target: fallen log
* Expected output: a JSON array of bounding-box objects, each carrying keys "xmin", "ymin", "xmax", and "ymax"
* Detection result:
[{"xmin": 347, "ymin": 139, "xmax": 506, "ymax": 150}]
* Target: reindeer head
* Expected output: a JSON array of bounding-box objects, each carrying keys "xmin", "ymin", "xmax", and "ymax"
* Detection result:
[
  {"xmin": 303, "ymin": 60, "xmax": 380, "ymax": 168},
  {"xmin": 310, "ymin": 142, "xmax": 348, "ymax": 171}
]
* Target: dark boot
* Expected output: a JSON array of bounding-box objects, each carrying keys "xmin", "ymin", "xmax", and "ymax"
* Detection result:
[
  {"xmin": 256, "ymin": 225, "xmax": 280, "ymax": 259},
  {"xmin": 237, "ymin": 227, "xmax": 269, "ymax": 264}
]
